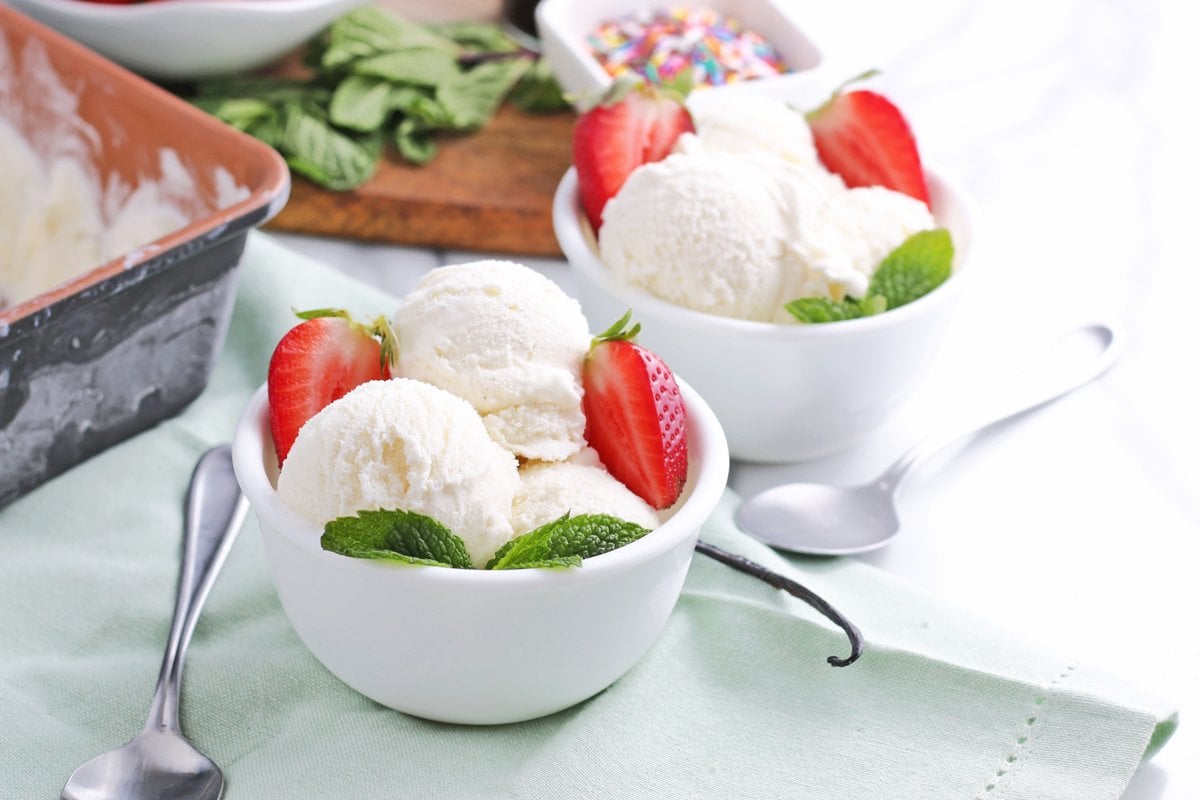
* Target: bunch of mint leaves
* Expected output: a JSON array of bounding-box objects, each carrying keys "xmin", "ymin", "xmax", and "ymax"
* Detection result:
[
  {"xmin": 189, "ymin": 8, "xmax": 568, "ymax": 191},
  {"xmin": 321, "ymin": 509, "xmax": 651, "ymax": 570},
  {"xmin": 785, "ymin": 228, "xmax": 955, "ymax": 323}
]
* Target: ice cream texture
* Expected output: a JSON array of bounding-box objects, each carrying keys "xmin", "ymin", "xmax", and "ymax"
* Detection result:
[
  {"xmin": 598, "ymin": 93, "xmax": 937, "ymax": 322},
  {"xmin": 276, "ymin": 379, "xmax": 520, "ymax": 569},
  {"xmin": 512, "ymin": 460, "xmax": 660, "ymax": 536},
  {"xmin": 273, "ymin": 260, "xmax": 678, "ymax": 567},
  {"xmin": 392, "ymin": 261, "xmax": 592, "ymax": 461}
]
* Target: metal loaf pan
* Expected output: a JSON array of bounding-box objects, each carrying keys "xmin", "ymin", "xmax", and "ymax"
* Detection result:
[{"xmin": 1, "ymin": 7, "xmax": 290, "ymax": 506}]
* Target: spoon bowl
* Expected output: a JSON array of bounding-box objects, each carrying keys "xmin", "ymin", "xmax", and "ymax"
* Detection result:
[
  {"xmin": 61, "ymin": 730, "xmax": 222, "ymax": 800},
  {"xmin": 738, "ymin": 481, "xmax": 901, "ymax": 556},
  {"xmin": 737, "ymin": 323, "xmax": 1122, "ymax": 555}
]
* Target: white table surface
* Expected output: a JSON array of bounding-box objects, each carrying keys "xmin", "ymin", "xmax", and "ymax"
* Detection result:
[{"xmin": 267, "ymin": 1, "xmax": 1199, "ymax": 796}]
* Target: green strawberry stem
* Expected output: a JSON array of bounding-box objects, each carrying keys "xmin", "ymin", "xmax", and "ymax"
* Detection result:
[
  {"xmin": 591, "ymin": 309, "xmax": 642, "ymax": 348},
  {"xmin": 694, "ymin": 540, "xmax": 864, "ymax": 667},
  {"xmin": 805, "ymin": 67, "xmax": 882, "ymax": 119},
  {"xmin": 293, "ymin": 306, "xmax": 399, "ymax": 372}
]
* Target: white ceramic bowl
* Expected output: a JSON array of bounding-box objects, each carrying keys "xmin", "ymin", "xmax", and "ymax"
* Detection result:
[
  {"xmin": 535, "ymin": 0, "xmax": 863, "ymax": 109},
  {"xmin": 5, "ymin": 0, "xmax": 369, "ymax": 80},
  {"xmin": 553, "ymin": 167, "xmax": 976, "ymax": 463},
  {"xmin": 232, "ymin": 380, "xmax": 729, "ymax": 725}
]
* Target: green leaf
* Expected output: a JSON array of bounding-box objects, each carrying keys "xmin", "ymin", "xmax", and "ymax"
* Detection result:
[
  {"xmin": 352, "ymin": 48, "xmax": 462, "ymax": 88},
  {"xmin": 191, "ymin": 97, "xmax": 275, "ymax": 131},
  {"xmin": 321, "ymin": 7, "xmax": 459, "ymax": 71},
  {"xmin": 487, "ymin": 514, "xmax": 651, "ymax": 570},
  {"xmin": 329, "ymin": 75, "xmax": 396, "ymax": 132},
  {"xmin": 784, "ymin": 295, "xmax": 886, "ymax": 324},
  {"xmin": 867, "ymin": 228, "xmax": 955, "ymax": 309},
  {"xmin": 281, "ymin": 103, "xmax": 382, "ymax": 190},
  {"xmin": 437, "ymin": 58, "xmax": 531, "ymax": 130},
  {"xmin": 191, "ymin": 76, "xmax": 323, "ymax": 106},
  {"xmin": 395, "ymin": 118, "xmax": 438, "ymax": 164},
  {"xmin": 321, "ymin": 510, "xmax": 473, "ymax": 568},
  {"xmin": 427, "ymin": 20, "xmax": 518, "ymax": 53},
  {"xmin": 509, "ymin": 57, "xmax": 570, "ymax": 113}
]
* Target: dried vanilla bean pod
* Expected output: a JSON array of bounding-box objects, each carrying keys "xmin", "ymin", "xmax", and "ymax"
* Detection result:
[{"xmin": 694, "ymin": 540, "xmax": 864, "ymax": 667}]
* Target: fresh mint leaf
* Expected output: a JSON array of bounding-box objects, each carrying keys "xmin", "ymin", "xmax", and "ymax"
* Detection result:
[
  {"xmin": 487, "ymin": 514, "xmax": 651, "ymax": 570},
  {"xmin": 281, "ymin": 103, "xmax": 382, "ymax": 190},
  {"xmin": 321, "ymin": 509, "xmax": 473, "ymax": 568},
  {"xmin": 428, "ymin": 20, "xmax": 519, "ymax": 53},
  {"xmin": 353, "ymin": 48, "xmax": 462, "ymax": 88},
  {"xmin": 391, "ymin": 87, "xmax": 454, "ymax": 126},
  {"xmin": 438, "ymin": 58, "xmax": 531, "ymax": 129},
  {"xmin": 785, "ymin": 295, "xmax": 886, "ymax": 324},
  {"xmin": 320, "ymin": 7, "xmax": 459, "ymax": 71},
  {"xmin": 867, "ymin": 228, "xmax": 955, "ymax": 309},
  {"xmin": 330, "ymin": 75, "xmax": 395, "ymax": 132},
  {"xmin": 510, "ymin": 58, "xmax": 570, "ymax": 112},
  {"xmin": 395, "ymin": 118, "xmax": 438, "ymax": 164},
  {"xmin": 191, "ymin": 7, "xmax": 569, "ymax": 184},
  {"xmin": 192, "ymin": 96, "xmax": 275, "ymax": 131}
]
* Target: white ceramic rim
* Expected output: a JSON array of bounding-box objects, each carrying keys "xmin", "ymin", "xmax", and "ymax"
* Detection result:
[
  {"xmin": 232, "ymin": 378, "xmax": 731, "ymax": 589},
  {"xmin": 13, "ymin": 0, "xmax": 357, "ymax": 21},
  {"xmin": 552, "ymin": 166, "xmax": 979, "ymax": 343}
]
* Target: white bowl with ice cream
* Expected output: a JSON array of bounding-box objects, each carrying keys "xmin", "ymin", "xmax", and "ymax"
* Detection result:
[
  {"xmin": 232, "ymin": 376, "xmax": 728, "ymax": 725},
  {"xmin": 554, "ymin": 93, "xmax": 976, "ymax": 463}
]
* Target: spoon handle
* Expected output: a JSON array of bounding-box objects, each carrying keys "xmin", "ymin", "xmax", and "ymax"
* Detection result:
[
  {"xmin": 145, "ymin": 445, "xmax": 248, "ymax": 733},
  {"xmin": 878, "ymin": 322, "xmax": 1123, "ymax": 493}
]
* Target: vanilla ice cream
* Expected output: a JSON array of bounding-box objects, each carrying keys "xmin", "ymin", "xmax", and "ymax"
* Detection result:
[
  {"xmin": 1, "ymin": 35, "xmax": 247, "ymax": 310},
  {"xmin": 597, "ymin": 95, "xmax": 937, "ymax": 322},
  {"xmin": 511, "ymin": 460, "xmax": 660, "ymax": 536},
  {"xmin": 0, "ymin": 119, "xmax": 192, "ymax": 308},
  {"xmin": 277, "ymin": 379, "xmax": 520, "ymax": 568},
  {"xmin": 392, "ymin": 261, "xmax": 591, "ymax": 461},
  {"xmin": 683, "ymin": 92, "xmax": 824, "ymax": 166}
]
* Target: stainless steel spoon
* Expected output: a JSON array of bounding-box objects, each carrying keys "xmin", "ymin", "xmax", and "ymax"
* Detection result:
[
  {"xmin": 61, "ymin": 444, "xmax": 248, "ymax": 800},
  {"xmin": 736, "ymin": 323, "xmax": 1122, "ymax": 556}
]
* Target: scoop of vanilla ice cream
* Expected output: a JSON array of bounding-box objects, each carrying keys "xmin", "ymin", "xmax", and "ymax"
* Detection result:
[
  {"xmin": 392, "ymin": 261, "xmax": 590, "ymax": 462},
  {"xmin": 600, "ymin": 152, "xmax": 799, "ymax": 322},
  {"xmin": 781, "ymin": 186, "xmax": 936, "ymax": 312},
  {"xmin": 511, "ymin": 461, "xmax": 660, "ymax": 536},
  {"xmin": 276, "ymin": 379, "xmax": 520, "ymax": 568},
  {"xmin": 683, "ymin": 92, "xmax": 823, "ymax": 166},
  {"xmin": 599, "ymin": 90, "xmax": 940, "ymax": 323}
]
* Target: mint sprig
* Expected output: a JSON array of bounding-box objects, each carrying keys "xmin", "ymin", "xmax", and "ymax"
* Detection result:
[
  {"xmin": 785, "ymin": 228, "xmax": 954, "ymax": 324},
  {"xmin": 189, "ymin": 7, "xmax": 567, "ymax": 188},
  {"xmin": 487, "ymin": 514, "xmax": 652, "ymax": 570},
  {"xmin": 866, "ymin": 228, "xmax": 955, "ymax": 309},
  {"xmin": 320, "ymin": 510, "xmax": 652, "ymax": 570},
  {"xmin": 321, "ymin": 510, "xmax": 474, "ymax": 568},
  {"xmin": 784, "ymin": 295, "xmax": 886, "ymax": 324}
]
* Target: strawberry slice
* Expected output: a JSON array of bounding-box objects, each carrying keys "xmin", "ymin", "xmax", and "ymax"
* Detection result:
[
  {"xmin": 573, "ymin": 78, "xmax": 694, "ymax": 234},
  {"xmin": 267, "ymin": 308, "xmax": 397, "ymax": 466},
  {"xmin": 807, "ymin": 86, "xmax": 931, "ymax": 207},
  {"xmin": 582, "ymin": 312, "xmax": 688, "ymax": 509}
]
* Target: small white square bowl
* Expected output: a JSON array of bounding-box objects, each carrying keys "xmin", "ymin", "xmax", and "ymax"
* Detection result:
[{"xmin": 535, "ymin": 0, "xmax": 864, "ymax": 108}]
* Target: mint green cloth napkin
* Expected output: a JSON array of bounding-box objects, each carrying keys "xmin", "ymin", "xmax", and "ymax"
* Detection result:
[{"xmin": 1, "ymin": 233, "xmax": 1176, "ymax": 799}]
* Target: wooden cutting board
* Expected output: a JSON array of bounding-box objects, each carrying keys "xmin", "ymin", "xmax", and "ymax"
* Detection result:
[
  {"xmin": 264, "ymin": 104, "xmax": 577, "ymax": 257},
  {"xmin": 259, "ymin": 0, "xmax": 576, "ymax": 257}
]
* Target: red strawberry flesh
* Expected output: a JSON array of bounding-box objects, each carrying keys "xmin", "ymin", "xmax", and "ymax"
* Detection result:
[
  {"xmin": 573, "ymin": 84, "xmax": 694, "ymax": 234},
  {"xmin": 808, "ymin": 89, "xmax": 930, "ymax": 207},
  {"xmin": 583, "ymin": 339, "xmax": 688, "ymax": 509},
  {"xmin": 267, "ymin": 316, "xmax": 387, "ymax": 466}
]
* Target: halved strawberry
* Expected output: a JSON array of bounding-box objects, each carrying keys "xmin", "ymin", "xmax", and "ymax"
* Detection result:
[
  {"xmin": 582, "ymin": 312, "xmax": 688, "ymax": 509},
  {"xmin": 807, "ymin": 86, "xmax": 930, "ymax": 207},
  {"xmin": 267, "ymin": 308, "xmax": 397, "ymax": 466},
  {"xmin": 573, "ymin": 78, "xmax": 694, "ymax": 233}
]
